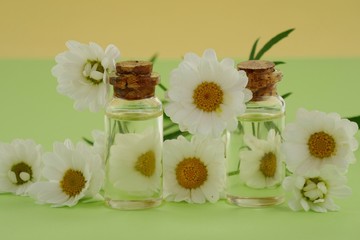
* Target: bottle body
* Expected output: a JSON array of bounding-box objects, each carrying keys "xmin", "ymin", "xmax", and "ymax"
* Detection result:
[
  {"xmin": 226, "ymin": 95, "xmax": 285, "ymax": 207},
  {"xmin": 104, "ymin": 96, "xmax": 163, "ymax": 210}
]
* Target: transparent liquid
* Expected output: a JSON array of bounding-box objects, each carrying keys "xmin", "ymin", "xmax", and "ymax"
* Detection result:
[
  {"xmin": 226, "ymin": 112, "xmax": 285, "ymax": 207},
  {"xmin": 104, "ymin": 111, "xmax": 163, "ymax": 210}
]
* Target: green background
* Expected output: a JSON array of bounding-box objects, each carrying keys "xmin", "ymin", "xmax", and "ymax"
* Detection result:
[{"xmin": 0, "ymin": 58, "xmax": 360, "ymax": 239}]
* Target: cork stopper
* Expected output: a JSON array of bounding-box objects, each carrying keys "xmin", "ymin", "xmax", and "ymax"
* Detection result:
[
  {"xmin": 110, "ymin": 61, "xmax": 160, "ymax": 100},
  {"xmin": 237, "ymin": 60, "xmax": 282, "ymax": 100},
  {"xmin": 116, "ymin": 60, "xmax": 153, "ymax": 75}
]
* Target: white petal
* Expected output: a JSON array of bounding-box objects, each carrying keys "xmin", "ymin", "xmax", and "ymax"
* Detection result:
[
  {"xmin": 220, "ymin": 58, "xmax": 234, "ymax": 68},
  {"xmin": 190, "ymin": 188, "xmax": 206, "ymax": 204},
  {"xmin": 300, "ymin": 198, "xmax": 310, "ymax": 211},
  {"xmin": 202, "ymin": 49, "xmax": 218, "ymax": 61}
]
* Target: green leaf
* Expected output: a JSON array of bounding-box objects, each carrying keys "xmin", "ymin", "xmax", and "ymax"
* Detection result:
[
  {"xmin": 158, "ymin": 83, "xmax": 167, "ymax": 91},
  {"xmin": 82, "ymin": 137, "xmax": 94, "ymax": 146},
  {"xmin": 281, "ymin": 92, "xmax": 293, "ymax": 99},
  {"xmin": 254, "ymin": 28, "xmax": 295, "ymax": 60},
  {"xmin": 264, "ymin": 121, "xmax": 282, "ymax": 135},
  {"xmin": 347, "ymin": 115, "xmax": 360, "ymax": 128},
  {"xmin": 164, "ymin": 130, "xmax": 190, "ymax": 140},
  {"xmin": 149, "ymin": 53, "xmax": 159, "ymax": 63},
  {"xmin": 249, "ymin": 38, "xmax": 260, "ymax": 60},
  {"xmin": 273, "ymin": 61, "xmax": 286, "ymax": 66}
]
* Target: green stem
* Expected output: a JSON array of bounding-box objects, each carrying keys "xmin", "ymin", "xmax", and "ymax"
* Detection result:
[
  {"xmin": 251, "ymin": 122, "xmax": 256, "ymax": 136},
  {"xmin": 227, "ymin": 170, "xmax": 240, "ymax": 176},
  {"xmin": 164, "ymin": 123, "xmax": 178, "ymax": 131}
]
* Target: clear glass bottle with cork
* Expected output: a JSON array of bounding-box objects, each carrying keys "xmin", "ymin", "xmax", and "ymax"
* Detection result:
[
  {"xmin": 104, "ymin": 60, "xmax": 163, "ymax": 210},
  {"xmin": 226, "ymin": 60, "xmax": 285, "ymax": 207}
]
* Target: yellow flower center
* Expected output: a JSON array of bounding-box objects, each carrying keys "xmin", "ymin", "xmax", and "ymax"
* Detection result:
[
  {"xmin": 307, "ymin": 131, "xmax": 336, "ymax": 159},
  {"xmin": 10, "ymin": 162, "xmax": 33, "ymax": 185},
  {"xmin": 175, "ymin": 157, "xmax": 208, "ymax": 189},
  {"xmin": 135, "ymin": 151, "xmax": 156, "ymax": 177},
  {"xmin": 60, "ymin": 169, "xmax": 86, "ymax": 197},
  {"xmin": 259, "ymin": 152, "xmax": 277, "ymax": 177},
  {"xmin": 193, "ymin": 81, "xmax": 223, "ymax": 112}
]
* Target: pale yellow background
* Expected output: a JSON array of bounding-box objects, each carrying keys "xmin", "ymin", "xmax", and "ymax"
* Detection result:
[{"xmin": 0, "ymin": 0, "xmax": 359, "ymax": 59}]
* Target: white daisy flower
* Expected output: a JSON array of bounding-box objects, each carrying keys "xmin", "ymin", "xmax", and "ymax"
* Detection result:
[
  {"xmin": 163, "ymin": 136, "xmax": 226, "ymax": 203},
  {"xmin": 282, "ymin": 108, "xmax": 358, "ymax": 174},
  {"xmin": 239, "ymin": 129, "xmax": 283, "ymax": 189},
  {"xmin": 165, "ymin": 49, "xmax": 252, "ymax": 137},
  {"xmin": 52, "ymin": 40, "xmax": 120, "ymax": 112},
  {"xmin": 0, "ymin": 139, "xmax": 42, "ymax": 196},
  {"xmin": 28, "ymin": 139, "xmax": 104, "ymax": 207},
  {"xmin": 108, "ymin": 130, "xmax": 162, "ymax": 195},
  {"xmin": 282, "ymin": 165, "xmax": 351, "ymax": 212}
]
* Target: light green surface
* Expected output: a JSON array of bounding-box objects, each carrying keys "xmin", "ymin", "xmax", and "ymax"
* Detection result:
[{"xmin": 0, "ymin": 58, "xmax": 360, "ymax": 240}]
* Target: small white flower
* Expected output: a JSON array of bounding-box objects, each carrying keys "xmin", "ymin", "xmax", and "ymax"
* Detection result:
[
  {"xmin": 165, "ymin": 49, "xmax": 252, "ymax": 137},
  {"xmin": 163, "ymin": 136, "xmax": 226, "ymax": 203},
  {"xmin": 0, "ymin": 139, "xmax": 42, "ymax": 196},
  {"xmin": 282, "ymin": 108, "xmax": 358, "ymax": 174},
  {"xmin": 282, "ymin": 165, "xmax": 351, "ymax": 212},
  {"xmin": 28, "ymin": 140, "xmax": 104, "ymax": 207},
  {"xmin": 239, "ymin": 129, "xmax": 284, "ymax": 188},
  {"xmin": 52, "ymin": 41, "xmax": 120, "ymax": 112},
  {"xmin": 107, "ymin": 130, "xmax": 162, "ymax": 195}
]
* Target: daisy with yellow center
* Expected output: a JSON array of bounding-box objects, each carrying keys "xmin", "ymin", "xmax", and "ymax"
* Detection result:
[
  {"xmin": 163, "ymin": 136, "xmax": 226, "ymax": 203},
  {"xmin": 282, "ymin": 108, "xmax": 358, "ymax": 174},
  {"xmin": 0, "ymin": 139, "xmax": 42, "ymax": 196},
  {"xmin": 239, "ymin": 129, "xmax": 283, "ymax": 189},
  {"xmin": 28, "ymin": 140, "xmax": 104, "ymax": 207},
  {"xmin": 282, "ymin": 165, "xmax": 351, "ymax": 212},
  {"xmin": 165, "ymin": 49, "xmax": 252, "ymax": 137},
  {"xmin": 107, "ymin": 130, "xmax": 162, "ymax": 195}
]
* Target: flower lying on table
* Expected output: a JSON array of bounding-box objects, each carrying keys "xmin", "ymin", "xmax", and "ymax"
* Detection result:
[
  {"xmin": 163, "ymin": 136, "xmax": 226, "ymax": 203},
  {"xmin": 282, "ymin": 165, "xmax": 351, "ymax": 212},
  {"xmin": 0, "ymin": 139, "xmax": 42, "ymax": 196},
  {"xmin": 28, "ymin": 139, "xmax": 104, "ymax": 207}
]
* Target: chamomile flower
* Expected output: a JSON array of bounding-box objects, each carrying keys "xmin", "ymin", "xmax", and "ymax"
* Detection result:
[
  {"xmin": 282, "ymin": 108, "xmax": 358, "ymax": 174},
  {"xmin": 239, "ymin": 129, "xmax": 283, "ymax": 189},
  {"xmin": 282, "ymin": 165, "xmax": 351, "ymax": 212},
  {"xmin": 107, "ymin": 130, "xmax": 162, "ymax": 195},
  {"xmin": 0, "ymin": 139, "xmax": 42, "ymax": 196},
  {"xmin": 165, "ymin": 49, "xmax": 252, "ymax": 137},
  {"xmin": 28, "ymin": 139, "xmax": 104, "ymax": 207},
  {"xmin": 52, "ymin": 40, "xmax": 120, "ymax": 112},
  {"xmin": 163, "ymin": 136, "xmax": 226, "ymax": 203}
]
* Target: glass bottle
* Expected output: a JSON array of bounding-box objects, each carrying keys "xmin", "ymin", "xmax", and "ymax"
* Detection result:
[
  {"xmin": 104, "ymin": 60, "xmax": 163, "ymax": 210},
  {"xmin": 226, "ymin": 60, "xmax": 285, "ymax": 207}
]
